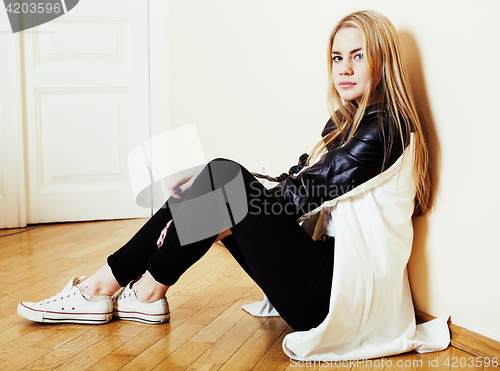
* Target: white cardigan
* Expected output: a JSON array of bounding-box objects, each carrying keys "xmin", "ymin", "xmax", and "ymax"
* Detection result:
[{"xmin": 242, "ymin": 135, "xmax": 450, "ymax": 361}]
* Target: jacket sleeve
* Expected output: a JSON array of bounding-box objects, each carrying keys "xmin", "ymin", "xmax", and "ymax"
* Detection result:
[{"xmin": 270, "ymin": 115, "xmax": 406, "ymax": 218}]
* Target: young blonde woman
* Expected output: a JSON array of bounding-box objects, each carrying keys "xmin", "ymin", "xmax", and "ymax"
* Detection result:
[{"xmin": 18, "ymin": 10, "xmax": 449, "ymax": 360}]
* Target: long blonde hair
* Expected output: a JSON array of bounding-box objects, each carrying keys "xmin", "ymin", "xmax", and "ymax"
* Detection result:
[{"xmin": 311, "ymin": 10, "xmax": 430, "ymax": 215}]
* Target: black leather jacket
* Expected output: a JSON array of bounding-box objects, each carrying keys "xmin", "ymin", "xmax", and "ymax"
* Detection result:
[{"xmin": 270, "ymin": 104, "xmax": 410, "ymax": 218}]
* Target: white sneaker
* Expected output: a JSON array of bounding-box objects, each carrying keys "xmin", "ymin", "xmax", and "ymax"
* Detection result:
[
  {"xmin": 17, "ymin": 277, "xmax": 113, "ymax": 324},
  {"xmin": 113, "ymin": 280, "xmax": 170, "ymax": 324}
]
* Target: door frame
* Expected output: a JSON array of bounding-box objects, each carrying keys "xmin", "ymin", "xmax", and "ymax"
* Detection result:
[
  {"xmin": 0, "ymin": 27, "xmax": 26, "ymax": 228},
  {"xmin": 148, "ymin": 0, "xmax": 170, "ymax": 215},
  {"xmin": 148, "ymin": 0, "xmax": 169, "ymax": 138}
]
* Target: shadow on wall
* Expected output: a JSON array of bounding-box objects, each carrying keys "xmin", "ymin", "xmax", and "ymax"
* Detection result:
[{"xmin": 399, "ymin": 31, "xmax": 441, "ymax": 313}]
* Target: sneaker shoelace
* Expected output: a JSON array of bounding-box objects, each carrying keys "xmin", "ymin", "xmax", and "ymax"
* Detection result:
[
  {"xmin": 37, "ymin": 279, "xmax": 81, "ymax": 305},
  {"xmin": 36, "ymin": 289, "xmax": 78, "ymax": 312}
]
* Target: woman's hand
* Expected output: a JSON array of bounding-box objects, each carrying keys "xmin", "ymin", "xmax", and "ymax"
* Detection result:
[
  {"xmin": 168, "ymin": 175, "xmax": 195, "ymax": 199},
  {"xmin": 157, "ymin": 220, "xmax": 172, "ymax": 248}
]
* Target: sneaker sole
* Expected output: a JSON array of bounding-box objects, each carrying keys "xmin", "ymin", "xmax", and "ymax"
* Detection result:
[
  {"xmin": 113, "ymin": 310, "xmax": 170, "ymax": 324},
  {"xmin": 18, "ymin": 303, "xmax": 112, "ymax": 324}
]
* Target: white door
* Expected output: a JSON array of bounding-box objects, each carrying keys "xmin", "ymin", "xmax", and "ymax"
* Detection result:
[{"xmin": 22, "ymin": 0, "xmax": 152, "ymax": 223}]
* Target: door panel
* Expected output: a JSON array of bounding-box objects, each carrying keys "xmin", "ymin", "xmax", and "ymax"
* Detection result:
[{"xmin": 34, "ymin": 18, "xmax": 130, "ymax": 67}]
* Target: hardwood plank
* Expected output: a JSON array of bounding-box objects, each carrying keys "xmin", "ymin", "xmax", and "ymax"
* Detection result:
[
  {"xmin": 108, "ymin": 320, "xmax": 150, "ymax": 338},
  {"xmin": 218, "ymin": 329, "xmax": 283, "ymax": 371},
  {"xmin": 185, "ymin": 362, "xmax": 221, "ymax": 371},
  {"xmin": 167, "ymin": 294, "xmax": 194, "ymax": 311},
  {"xmin": 190, "ymin": 300, "xmax": 253, "ymax": 343},
  {"xmin": 259, "ymin": 316, "xmax": 289, "ymax": 332},
  {"xmin": 23, "ymin": 326, "xmax": 115, "ymax": 370},
  {"xmin": 194, "ymin": 309, "xmax": 267, "ymax": 365},
  {"xmin": 176, "ymin": 258, "xmax": 239, "ymax": 297},
  {"xmin": 163, "ymin": 281, "xmax": 188, "ymax": 297},
  {"xmin": 152, "ymin": 341, "xmax": 213, "ymax": 371},
  {"xmin": 239, "ymin": 283, "xmax": 265, "ymax": 302},
  {"xmin": 233, "ymin": 274, "xmax": 256, "ymax": 287},
  {"xmin": 0, "ymin": 326, "xmax": 49, "ymax": 364},
  {"xmin": 252, "ymin": 326, "xmax": 294, "ymax": 371},
  {"xmin": 0, "ymin": 255, "xmax": 30, "ymax": 273},
  {"xmin": 54, "ymin": 334, "xmax": 131, "ymax": 370},
  {"xmin": 31, "ymin": 324, "xmax": 94, "ymax": 350},
  {"xmin": 0, "ymin": 346, "xmax": 52, "ymax": 371},
  {"xmin": 0, "ymin": 265, "xmax": 78, "ymax": 304},
  {"xmin": 86, "ymin": 354, "xmax": 135, "ymax": 371},
  {"xmin": 179, "ymin": 275, "xmax": 249, "ymax": 311},
  {"xmin": 111, "ymin": 308, "xmax": 197, "ymax": 357},
  {"xmin": 182, "ymin": 286, "xmax": 252, "ymax": 327},
  {"xmin": 0, "ymin": 315, "xmax": 43, "ymax": 348},
  {"xmin": 119, "ymin": 323, "xmax": 205, "ymax": 371}
]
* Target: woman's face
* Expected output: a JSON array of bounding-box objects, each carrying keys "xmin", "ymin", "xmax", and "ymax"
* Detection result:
[{"xmin": 331, "ymin": 27, "xmax": 369, "ymax": 104}]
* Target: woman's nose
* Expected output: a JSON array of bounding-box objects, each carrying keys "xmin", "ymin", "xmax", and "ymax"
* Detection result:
[{"xmin": 340, "ymin": 63, "xmax": 353, "ymax": 76}]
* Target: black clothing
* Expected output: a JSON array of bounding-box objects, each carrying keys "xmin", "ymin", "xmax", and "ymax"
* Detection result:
[
  {"xmin": 271, "ymin": 105, "xmax": 408, "ymax": 218},
  {"xmin": 108, "ymin": 104, "xmax": 406, "ymax": 331},
  {"xmin": 108, "ymin": 160, "xmax": 335, "ymax": 331}
]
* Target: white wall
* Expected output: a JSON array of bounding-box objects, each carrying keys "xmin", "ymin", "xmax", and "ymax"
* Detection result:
[{"xmin": 165, "ymin": 0, "xmax": 500, "ymax": 342}]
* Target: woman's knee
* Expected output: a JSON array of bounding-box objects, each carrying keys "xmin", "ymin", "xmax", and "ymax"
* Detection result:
[
  {"xmin": 208, "ymin": 158, "xmax": 240, "ymax": 168},
  {"xmin": 206, "ymin": 158, "xmax": 247, "ymax": 188}
]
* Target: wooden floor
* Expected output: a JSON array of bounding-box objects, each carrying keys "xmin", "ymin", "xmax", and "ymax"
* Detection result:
[{"xmin": 0, "ymin": 219, "xmax": 495, "ymax": 371}]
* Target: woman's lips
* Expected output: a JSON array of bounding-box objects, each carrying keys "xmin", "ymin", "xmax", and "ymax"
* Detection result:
[{"xmin": 338, "ymin": 81, "xmax": 356, "ymax": 88}]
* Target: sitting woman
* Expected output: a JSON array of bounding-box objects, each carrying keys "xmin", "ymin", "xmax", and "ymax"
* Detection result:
[{"xmin": 18, "ymin": 10, "xmax": 449, "ymax": 361}]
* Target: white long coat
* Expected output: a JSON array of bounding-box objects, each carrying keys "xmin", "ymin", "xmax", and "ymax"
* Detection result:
[{"xmin": 243, "ymin": 135, "xmax": 450, "ymax": 361}]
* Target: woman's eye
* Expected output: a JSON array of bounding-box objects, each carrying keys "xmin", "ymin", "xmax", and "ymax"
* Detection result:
[
  {"xmin": 332, "ymin": 55, "xmax": 342, "ymax": 62},
  {"xmin": 354, "ymin": 53, "xmax": 364, "ymax": 60}
]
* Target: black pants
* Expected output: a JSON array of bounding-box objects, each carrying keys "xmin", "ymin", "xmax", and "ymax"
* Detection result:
[{"xmin": 108, "ymin": 159, "xmax": 334, "ymax": 331}]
